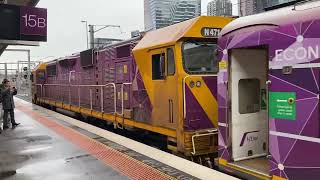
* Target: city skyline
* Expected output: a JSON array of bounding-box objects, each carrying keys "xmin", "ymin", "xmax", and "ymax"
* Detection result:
[
  {"xmin": 207, "ymin": 0, "xmax": 232, "ymax": 16},
  {"xmin": 144, "ymin": 0, "xmax": 201, "ymax": 31},
  {"xmin": 239, "ymin": 0, "xmax": 296, "ymax": 16}
]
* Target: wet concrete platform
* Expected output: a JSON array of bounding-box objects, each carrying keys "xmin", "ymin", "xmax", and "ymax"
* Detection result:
[
  {"xmin": 0, "ymin": 106, "xmax": 128, "ymax": 180},
  {"xmin": 0, "ymin": 98, "xmax": 238, "ymax": 180}
]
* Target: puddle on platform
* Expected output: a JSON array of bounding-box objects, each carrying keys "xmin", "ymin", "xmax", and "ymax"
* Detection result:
[
  {"xmin": 20, "ymin": 146, "xmax": 52, "ymax": 154},
  {"xmin": 0, "ymin": 170, "xmax": 16, "ymax": 178},
  {"xmin": 16, "ymin": 159, "xmax": 66, "ymax": 174}
]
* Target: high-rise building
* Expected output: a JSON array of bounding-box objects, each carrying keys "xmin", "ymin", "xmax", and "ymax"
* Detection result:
[
  {"xmin": 207, "ymin": 0, "xmax": 232, "ymax": 16},
  {"xmin": 239, "ymin": 0, "xmax": 296, "ymax": 16},
  {"xmin": 144, "ymin": 0, "xmax": 201, "ymax": 31}
]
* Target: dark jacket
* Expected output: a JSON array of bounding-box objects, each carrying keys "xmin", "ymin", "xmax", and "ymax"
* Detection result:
[{"xmin": 1, "ymin": 88, "xmax": 17, "ymax": 110}]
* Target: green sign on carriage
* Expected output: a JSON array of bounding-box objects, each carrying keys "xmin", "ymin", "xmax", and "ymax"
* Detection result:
[{"xmin": 269, "ymin": 92, "xmax": 296, "ymax": 120}]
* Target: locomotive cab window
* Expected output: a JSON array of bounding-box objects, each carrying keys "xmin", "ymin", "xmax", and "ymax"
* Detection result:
[
  {"xmin": 37, "ymin": 71, "xmax": 45, "ymax": 80},
  {"xmin": 167, "ymin": 48, "xmax": 175, "ymax": 76},
  {"xmin": 152, "ymin": 53, "xmax": 165, "ymax": 80},
  {"xmin": 182, "ymin": 40, "xmax": 218, "ymax": 74}
]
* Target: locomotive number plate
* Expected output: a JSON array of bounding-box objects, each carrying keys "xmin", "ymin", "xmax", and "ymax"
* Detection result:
[{"xmin": 201, "ymin": 27, "xmax": 221, "ymax": 37}]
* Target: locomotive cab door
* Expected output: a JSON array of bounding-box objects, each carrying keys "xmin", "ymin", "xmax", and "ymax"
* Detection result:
[
  {"xmin": 150, "ymin": 47, "xmax": 178, "ymax": 128},
  {"xmin": 229, "ymin": 48, "xmax": 269, "ymax": 162}
]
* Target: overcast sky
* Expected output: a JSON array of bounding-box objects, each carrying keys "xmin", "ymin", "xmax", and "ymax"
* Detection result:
[{"xmin": 0, "ymin": 0, "xmax": 238, "ymax": 63}]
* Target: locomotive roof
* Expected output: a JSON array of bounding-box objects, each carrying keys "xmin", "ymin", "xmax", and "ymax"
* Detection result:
[
  {"xmin": 133, "ymin": 16, "xmax": 232, "ymax": 51},
  {"xmin": 220, "ymin": 0, "xmax": 320, "ymax": 37}
]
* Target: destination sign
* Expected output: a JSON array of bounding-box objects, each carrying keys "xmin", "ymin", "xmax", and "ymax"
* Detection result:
[{"xmin": 201, "ymin": 27, "xmax": 221, "ymax": 37}]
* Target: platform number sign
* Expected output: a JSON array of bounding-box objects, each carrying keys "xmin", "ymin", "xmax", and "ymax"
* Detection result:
[
  {"xmin": 201, "ymin": 27, "xmax": 221, "ymax": 37},
  {"xmin": 20, "ymin": 6, "xmax": 47, "ymax": 36}
]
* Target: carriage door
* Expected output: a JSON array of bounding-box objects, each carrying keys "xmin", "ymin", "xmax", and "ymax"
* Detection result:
[
  {"xmin": 229, "ymin": 48, "xmax": 268, "ymax": 161},
  {"xmin": 151, "ymin": 48, "xmax": 178, "ymax": 127}
]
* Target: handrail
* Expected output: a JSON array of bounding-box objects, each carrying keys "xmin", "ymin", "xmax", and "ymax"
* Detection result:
[
  {"xmin": 118, "ymin": 82, "xmax": 132, "ymax": 116},
  {"xmin": 191, "ymin": 129, "xmax": 218, "ymax": 155},
  {"xmin": 182, "ymin": 75, "xmax": 217, "ymax": 120},
  {"xmin": 35, "ymin": 84, "xmax": 43, "ymax": 98},
  {"xmin": 40, "ymin": 83, "xmax": 116, "ymax": 115},
  {"xmin": 114, "ymin": 82, "xmax": 132, "ymax": 129}
]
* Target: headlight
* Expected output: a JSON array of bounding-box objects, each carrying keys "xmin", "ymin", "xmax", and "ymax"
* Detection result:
[
  {"xmin": 189, "ymin": 81, "xmax": 195, "ymax": 88},
  {"xmin": 196, "ymin": 81, "xmax": 201, "ymax": 87}
]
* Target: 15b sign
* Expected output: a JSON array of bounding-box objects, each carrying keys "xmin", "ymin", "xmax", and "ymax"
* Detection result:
[{"xmin": 20, "ymin": 6, "xmax": 47, "ymax": 36}]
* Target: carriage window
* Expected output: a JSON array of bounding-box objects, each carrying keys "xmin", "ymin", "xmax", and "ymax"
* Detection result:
[
  {"xmin": 152, "ymin": 53, "xmax": 165, "ymax": 80},
  {"xmin": 239, "ymin": 79, "xmax": 260, "ymax": 114},
  {"xmin": 167, "ymin": 48, "xmax": 175, "ymax": 76},
  {"xmin": 183, "ymin": 40, "xmax": 218, "ymax": 74}
]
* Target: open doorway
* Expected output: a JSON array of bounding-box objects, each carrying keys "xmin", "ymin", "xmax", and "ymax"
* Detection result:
[{"xmin": 228, "ymin": 48, "xmax": 269, "ymax": 175}]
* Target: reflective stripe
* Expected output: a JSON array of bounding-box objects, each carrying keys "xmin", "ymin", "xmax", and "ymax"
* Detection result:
[
  {"xmin": 270, "ymin": 131, "xmax": 320, "ymax": 144},
  {"xmin": 218, "ymin": 122, "xmax": 228, "ymax": 127}
]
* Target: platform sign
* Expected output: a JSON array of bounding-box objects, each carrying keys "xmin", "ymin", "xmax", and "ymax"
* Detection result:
[
  {"xmin": 0, "ymin": 4, "xmax": 47, "ymax": 42},
  {"xmin": 269, "ymin": 92, "xmax": 296, "ymax": 120},
  {"xmin": 20, "ymin": 6, "xmax": 47, "ymax": 36}
]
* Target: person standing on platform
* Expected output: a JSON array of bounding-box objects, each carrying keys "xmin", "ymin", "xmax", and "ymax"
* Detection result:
[
  {"xmin": 2, "ymin": 79, "xmax": 20, "ymax": 129},
  {"xmin": 0, "ymin": 79, "xmax": 5, "ymax": 133}
]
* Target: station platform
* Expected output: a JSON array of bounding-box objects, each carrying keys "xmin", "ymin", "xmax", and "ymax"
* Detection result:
[{"xmin": 0, "ymin": 98, "xmax": 238, "ymax": 180}]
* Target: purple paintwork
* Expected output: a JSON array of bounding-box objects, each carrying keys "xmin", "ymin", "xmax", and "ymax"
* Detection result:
[
  {"xmin": 41, "ymin": 38, "xmax": 154, "ymax": 123},
  {"xmin": 218, "ymin": 16, "xmax": 320, "ymax": 179},
  {"xmin": 184, "ymin": 86, "xmax": 214, "ymax": 130},
  {"xmin": 184, "ymin": 76, "xmax": 218, "ymax": 130}
]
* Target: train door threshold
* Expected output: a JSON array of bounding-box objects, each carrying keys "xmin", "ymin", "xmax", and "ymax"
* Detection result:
[{"xmin": 228, "ymin": 157, "xmax": 270, "ymax": 177}]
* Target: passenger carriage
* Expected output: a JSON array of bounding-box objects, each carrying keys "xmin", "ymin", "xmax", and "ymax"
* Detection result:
[{"xmin": 217, "ymin": 1, "xmax": 320, "ymax": 179}]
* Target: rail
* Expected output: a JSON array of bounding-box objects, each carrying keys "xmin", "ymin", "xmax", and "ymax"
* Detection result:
[
  {"xmin": 182, "ymin": 75, "xmax": 217, "ymax": 120},
  {"xmin": 36, "ymin": 83, "xmax": 116, "ymax": 115}
]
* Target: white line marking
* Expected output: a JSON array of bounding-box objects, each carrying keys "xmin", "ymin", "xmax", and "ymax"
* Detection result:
[
  {"xmin": 296, "ymin": 97, "xmax": 318, "ymax": 102},
  {"xmin": 283, "ymin": 170, "xmax": 289, "ymax": 179},
  {"xmin": 293, "ymin": 24, "xmax": 298, "ymax": 36},
  {"xmin": 286, "ymin": 166, "xmax": 320, "ymax": 169},
  {"xmin": 302, "ymin": 20, "xmax": 315, "ymax": 36},
  {"xmin": 270, "ymin": 130, "xmax": 320, "ymax": 144},
  {"xmin": 270, "ymin": 74, "xmax": 318, "ymax": 96},
  {"xmin": 311, "ymin": 68, "xmax": 319, "ymax": 91},
  {"xmin": 270, "ymin": 63, "xmax": 320, "ymax": 70},
  {"xmin": 266, "ymin": 29, "xmax": 296, "ymax": 39}
]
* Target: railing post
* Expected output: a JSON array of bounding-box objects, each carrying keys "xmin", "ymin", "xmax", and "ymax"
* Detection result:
[
  {"xmin": 121, "ymin": 84, "xmax": 124, "ymax": 115},
  {"xmin": 101, "ymin": 86, "xmax": 104, "ymax": 112},
  {"xmin": 90, "ymin": 88, "xmax": 93, "ymax": 110},
  {"xmin": 69, "ymin": 84, "xmax": 71, "ymax": 104},
  {"xmin": 78, "ymin": 86, "xmax": 81, "ymax": 107},
  {"xmin": 113, "ymin": 84, "xmax": 116, "ymax": 115}
]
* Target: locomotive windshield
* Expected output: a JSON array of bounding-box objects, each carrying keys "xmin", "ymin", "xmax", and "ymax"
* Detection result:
[{"xmin": 182, "ymin": 40, "xmax": 218, "ymax": 74}]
